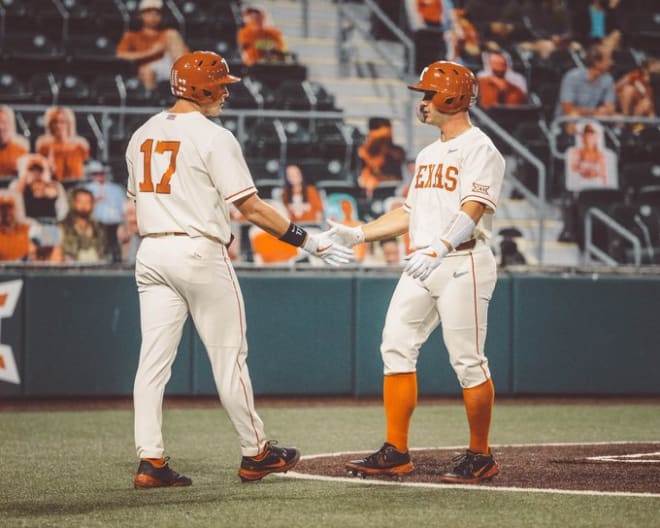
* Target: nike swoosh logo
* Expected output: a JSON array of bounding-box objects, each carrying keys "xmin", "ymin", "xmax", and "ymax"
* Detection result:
[
  {"xmin": 316, "ymin": 244, "xmax": 332, "ymax": 253},
  {"xmin": 453, "ymin": 270, "xmax": 469, "ymax": 278},
  {"xmin": 264, "ymin": 459, "xmax": 288, "ymax": 469},
  {"xmin": 424, "ymin": 251, "xmax": 438, "ymax": 258},
  {"xmin": 448, "ymin": 148, "xmax": 458, "ymax": 153}
]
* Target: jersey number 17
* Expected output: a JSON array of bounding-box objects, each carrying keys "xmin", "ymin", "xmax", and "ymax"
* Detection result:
[{"xmin": 139, "ymin": 139, "xmax": 181, "ymax": 194}]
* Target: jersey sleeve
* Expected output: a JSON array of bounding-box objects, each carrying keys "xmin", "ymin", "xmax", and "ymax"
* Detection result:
[
  {"xmin": 459, "ymin": 142, "xmax": 505, "ymax": 212},
  {"xmin": 206, "ymin": 130, "xmax": 256, "ymax": 203}
]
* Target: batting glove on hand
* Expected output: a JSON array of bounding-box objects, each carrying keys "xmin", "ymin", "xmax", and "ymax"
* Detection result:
[
  {"xmin": 404, "ymin": 240, "xmax": 449, "ymax": 281},
  {"xmin": 302, "ymin": 231, "xmax": 355, "ymax": 266},
  {"xmin": 326, "ymin": 220, "xmax": 366, "ymax": 248}
]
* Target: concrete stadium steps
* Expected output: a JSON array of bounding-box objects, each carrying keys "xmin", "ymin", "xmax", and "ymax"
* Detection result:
[{"xmin": 253, "ymin": 0, "xmax": 581, "ymax": 267}]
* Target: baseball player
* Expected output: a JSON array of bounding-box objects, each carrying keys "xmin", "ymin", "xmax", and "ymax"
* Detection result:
[
  {"xmin": 127, "ymin": 50, "xmax": 353, "ymax": 489},
  {"xmin": 330, "ymin": 61, "xmax": 505, "ymax": 483}
]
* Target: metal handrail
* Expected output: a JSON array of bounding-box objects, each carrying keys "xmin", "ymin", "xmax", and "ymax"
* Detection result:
[
  {"xmin": 165, "ymin": 0, "xmax": 185, "ymax": 40},
  {"xmin": 113, "ymin": 0, "xmax": 130, "ymax": 33},
  {"xmin": 584, "ymin": 207, "xmax": 642, "ymax": 267},
  {"xmin": 272, "ymin": 119, "xmax": 288, "ymax": 178},
  {"xmin": 336, "ymin": 0, "xmax": 415, "ymax": 79},
  {"xmin": 471, "ymin": 105, "xmax": 547, "ymax": 263},
  {"xmin": 51, "ymin": 0, "xmax": 69, "ymax": 44},
  {"xmin": 86, "ymin": 114, "xmax": 107, "ymax": 161},
  {"xmin": 363, "ymin": 0, "xmax": 415, "ymax": 78}
]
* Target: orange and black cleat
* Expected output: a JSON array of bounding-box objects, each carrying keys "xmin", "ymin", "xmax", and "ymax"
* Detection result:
[
  {"xmin": 345, "ymin": 443, "xmax": 414, "ymax": 479},
  {"xmin": 439, "ymin": 449, "xmax": 500, "ymax": 484},
  {"xmin": 134, "ymin": 457, "xmax": 192, "ymax": 489},
  {"xmin": 238, "ymin": 441, "xmax": 301, "ymax": 482}
]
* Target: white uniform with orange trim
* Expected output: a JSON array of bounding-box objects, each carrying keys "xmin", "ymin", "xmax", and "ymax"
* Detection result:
[
  {"xmin": 381, "ymin": 126, "xmax": 505, "ymax": 388},
  {"xmin": 126, "ymin": 111, "xmax": 267, "ymax": 459}
]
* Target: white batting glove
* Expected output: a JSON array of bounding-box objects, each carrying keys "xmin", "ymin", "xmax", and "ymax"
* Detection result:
[
  {"xmin": 326, "ymin": 219, "xmax": 366, "ymax": 248},
  {"xmin": 302, "ymin": 231, "xmax": 355, "ymax": 266},
  {"xmin": 404, "ymin": 239, "xmax": 449, "ymax": 280}
]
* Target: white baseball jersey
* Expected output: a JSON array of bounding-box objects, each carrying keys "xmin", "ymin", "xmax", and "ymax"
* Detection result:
[
  {"xmin": 126, "ymin": 111, "xmax": 256, "ymax": 244},
  {"xmin": 129, "ymin": 110, "xmax": 268, "ymax": 460},
  {"xmin": 404, "ymin": 126, "xmax": 505, "ymax": 249}
]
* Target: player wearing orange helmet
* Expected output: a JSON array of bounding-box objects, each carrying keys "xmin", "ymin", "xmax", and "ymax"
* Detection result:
[
  {"xmin": 329, "ymin": 61, "xmax": 505, "ymax": 483},
  {"xmin": 128, "ymin": 51, "xmax": 353, "ymax": 489}
]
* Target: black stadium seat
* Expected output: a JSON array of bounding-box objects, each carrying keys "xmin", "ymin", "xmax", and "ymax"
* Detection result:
[
  {"xmin": 57, "ymin": 74, "xmax": 92, "ymax": 105},
  {"xmin": 0, "ymin": 73, "xmax": 32, "ymax": 103}
]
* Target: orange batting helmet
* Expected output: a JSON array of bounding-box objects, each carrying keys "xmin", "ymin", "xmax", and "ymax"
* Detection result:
[
  {"xmin": 170, "ymin": 51, "xmax": 241, "ymax": 105},
  {"xmin": 408, "ymin": 61, "xmax": 477, "ymax": 114}
]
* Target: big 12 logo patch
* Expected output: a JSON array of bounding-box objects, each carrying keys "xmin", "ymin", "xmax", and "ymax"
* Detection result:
[{"xmin": 0, "ymin": 280, "xmax": 23, "ymax": 384}]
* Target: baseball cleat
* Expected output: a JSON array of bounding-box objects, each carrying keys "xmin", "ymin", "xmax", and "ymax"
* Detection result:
[
  {"xmin": 345, "ymin": 443, "xmax": 414, "ymax": 478},
  {"xmin": 134, "ymin": 457, "xmax": 192, "ymax": 489},
  {"xmin": 439, "ymin": 449, "xmax": 500, "ymax": 484},
  {"xmin": 238, "ymin": 441, "xmax": 301, "ymax": 482}
]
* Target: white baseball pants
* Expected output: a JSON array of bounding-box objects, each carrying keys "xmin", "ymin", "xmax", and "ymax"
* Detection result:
[
  {"xmin": 381, "ymin": 243, "xmax": 497, "ymax": 388},
  {"xmin": 134, "ymin": 235, "xmax": 266, "ymax": 458}
]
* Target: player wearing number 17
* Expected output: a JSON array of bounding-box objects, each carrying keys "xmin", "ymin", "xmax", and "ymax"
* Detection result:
[
  {"xmin": 125, "ymin": 50, "xmax": 353, "ymax": 489},
  {"xmin": 331, "ymin": 61, "xmax": 505, "ymax": 483}
]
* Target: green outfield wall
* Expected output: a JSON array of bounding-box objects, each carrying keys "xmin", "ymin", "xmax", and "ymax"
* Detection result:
[{"xmin": 0, "ymin": 270, "xmax": 658, "ymax": 397}]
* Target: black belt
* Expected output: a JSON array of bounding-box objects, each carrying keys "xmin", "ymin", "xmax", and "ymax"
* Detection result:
[{"xmin": 455, "ymin": 239, "xmax": 477, "ymax": 251}]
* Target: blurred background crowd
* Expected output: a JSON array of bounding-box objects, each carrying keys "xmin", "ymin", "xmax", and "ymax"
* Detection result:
[{"xmin": 0, "ymin": 0, "xmax": 658, "ymax": 267}]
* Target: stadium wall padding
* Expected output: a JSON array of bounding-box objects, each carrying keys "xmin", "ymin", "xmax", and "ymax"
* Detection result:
[{"xmin": 0, "ymin": 271, "xmax": 658, "ymax": 397}]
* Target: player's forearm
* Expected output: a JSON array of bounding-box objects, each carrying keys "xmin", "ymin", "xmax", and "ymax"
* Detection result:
[
  {"xmin": 362, "ymin": 207, "xmax": 409, "ymax": 242},
  {"xmin": 240, "ymin": 196, "xmax": 290, "ymax": 238}
]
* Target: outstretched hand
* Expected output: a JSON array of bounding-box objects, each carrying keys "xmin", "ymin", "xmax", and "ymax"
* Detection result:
[
  {"xmin": 302, "ymin": 231, "xmax": 354, "ymax": 266},
  {"xmin": 326, "ymin": 220, "xmax": 366, "ymax": 248}
]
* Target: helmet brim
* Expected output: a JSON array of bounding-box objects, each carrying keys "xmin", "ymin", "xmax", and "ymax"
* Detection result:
[
  {"xmin": 218, "ymin": 74, "xmax": 242, "ymax": 84},
  {"xmin": 407, "ymin": 82, "xmax": 427, "ymax": 92}
]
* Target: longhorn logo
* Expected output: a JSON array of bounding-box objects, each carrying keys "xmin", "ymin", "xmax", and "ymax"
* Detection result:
[{"xmin": 0, "ymin": 280, "xmax": 23, "ymax": 384}]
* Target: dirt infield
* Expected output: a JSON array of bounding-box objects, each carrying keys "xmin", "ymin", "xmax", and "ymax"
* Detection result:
[{"xmin": 295, "ymin": 443, "xmax": 660, "ymax": 494}]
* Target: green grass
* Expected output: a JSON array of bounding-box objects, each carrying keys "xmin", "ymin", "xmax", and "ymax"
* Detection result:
[{"xmin": 1, "ymin": 401, "xmax": 659, "ymax": 527}]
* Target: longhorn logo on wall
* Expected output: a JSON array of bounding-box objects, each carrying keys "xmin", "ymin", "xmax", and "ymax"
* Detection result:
[{"xmin": 0, "ymin": 280, "xmax": 23, "ymax": 384}]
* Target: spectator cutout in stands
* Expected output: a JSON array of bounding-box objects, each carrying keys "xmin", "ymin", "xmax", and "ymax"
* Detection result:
[
  {"xmin": 446, "ymin": 7, "xmax": 481, "ymax": 65},
  {"xmin": 573, "ymin": 0, "xmax": 622, "ymax": 50},
  {"xmin": 519, "ymin": 0, "xmax": 579, "ymax": 60},
  {"xmin": 477, "ymin": 51, "xmax": 528, "ymax": 109},
  {"xmin": 237, "ymin": 5, "xmax": 287, "ymax": 67},
  {"xmin": 27, "ymin": 222, "xmax": 64, "ymax": 263},
  {"xmin": 116, "ymin": 0, "xmax": 189, "ymax": 90},
  {"xmin": 117, "ymin": 199, "xmax": 141, "ymax": 265},
  {"xmin": 249, "ymin": 199, "xmax": 299, "ymax": 265},
  {"xmin": 282, "ymin": 164, "xmax": 324, "ymax": 223},
  {"xmin": 325, "ymin": 193, "xmax": 367, "ymax": 262},
  {"xmin": 0, "ymin": 105, "xmax": 29, "ymax": 178},
  {"xmin": 379, "ymin": 237, "xmax": 402, "ymax": 266},
  {"xmin": 557, "ymin": 43, "xmax": 615, "ymax": 134},
  {"xmin": 9, "ymin": 154, "xmax": 68, "ymax": 223},
  {"xmin": 565, "ymin": 121, "xmax": 618, "ymax": 192},
  {"xmin": 58, "ymin": 187, "xmax": 109, "ymax": 263},
  {"xmin": 36, "ymin": 106, "xmax": 90, "ymax": 181},
  {"xmin": 0, "ymin": 194, "xmax": 30, "ymax": 262},
  {"xmin": 463, "ymin": 0, "xmax": 526, "ymax": 49},
  {"xmin": 83, "ymin": 160, "xmax": 127, "ymax": 263},
  {"xmin": 615, "ymin": 59, "xmax": 657, "ymax": 119},
  {"xmin": 358, "ymin": 118, "xmax": 406, "ymax": 200}
]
